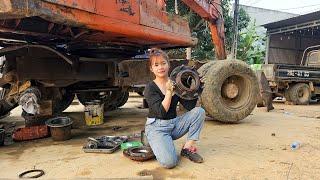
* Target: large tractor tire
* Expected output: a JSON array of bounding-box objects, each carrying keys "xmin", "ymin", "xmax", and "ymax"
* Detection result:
[
  {"xmin": 197, "ymin": 61, "xmax": 218, "ymax": 80},
  {"xmin": 289, "ymin": 83, "xmax": 311, "ymax": 105},
  {"xmin": 199, "ymin": 60, "xmax": 259, "ymax": 123}
]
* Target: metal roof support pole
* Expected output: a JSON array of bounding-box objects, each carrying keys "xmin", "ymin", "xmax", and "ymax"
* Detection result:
[
  {"xmin": 175, "ymin": 0, "xmax": 179, "ymax": 14},
  {"xmin": 231, "ymin": 0, "xmax": 239, "ymax": 59},
  {"xmin": 265, "ymin": 34, "xmax": 270, "ymax": 64},
  {"xmin": 177, "ymin": 0, "xmax": 191, "ymax": 60}
]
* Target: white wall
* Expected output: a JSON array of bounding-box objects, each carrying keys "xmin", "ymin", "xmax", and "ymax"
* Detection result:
[{"xmin": 238, "ymin": 5, "xmax": 298, "ymax": 34}]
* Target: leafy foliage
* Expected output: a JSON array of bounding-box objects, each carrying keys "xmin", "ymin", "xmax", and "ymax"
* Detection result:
[
  {"xmin": 166, "ymin": 0, "xmax": 250, "ymax": 60},
  {"xmin": 237, "ymin": 23, "xmax": 266, "ymax": 64}
]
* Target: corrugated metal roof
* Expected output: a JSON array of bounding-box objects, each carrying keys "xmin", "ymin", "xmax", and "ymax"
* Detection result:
[{"xmin": 263, "ymin": 11, "xmax": 320, "ymax": 30}]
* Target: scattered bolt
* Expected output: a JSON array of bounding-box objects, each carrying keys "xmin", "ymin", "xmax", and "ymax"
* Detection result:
[{"xmin": 112, "ymin": 126, "xmax": 122, "ymax": 131}]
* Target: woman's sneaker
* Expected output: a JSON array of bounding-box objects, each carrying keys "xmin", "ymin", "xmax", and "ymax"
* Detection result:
[{"xmin": 181, "ymin": 148, "xmax": 204, "ymax": 163}]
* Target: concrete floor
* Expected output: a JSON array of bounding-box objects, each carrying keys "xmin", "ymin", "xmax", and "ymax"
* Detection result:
[{"xmin": 1, "ymin": 94, "xmax": 320, "ymax": 179}]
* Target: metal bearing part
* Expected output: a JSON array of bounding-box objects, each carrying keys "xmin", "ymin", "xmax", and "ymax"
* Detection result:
[
  {"xmin": 170, "ymin": 65, "xmax": 203, "ymax": 100},
  {"xmin": 86, "ymin": 140, "xmax": 98, "ymax": 149},
  {"xmin": 85, "ymin": 137, "xmax": 122, "ymax": 149},
  {"xmin": 123, "ymin": 146, "xmax": 155, "ymax": 162},
  {"xmin": 18, "ymin": 169, "xmax": 45, "ymax": 178}
]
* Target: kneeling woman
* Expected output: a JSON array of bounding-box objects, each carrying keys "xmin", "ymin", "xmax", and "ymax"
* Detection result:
[{"xmin": 144, "ymin": 48, "xmax": 206, "ymax": 169}]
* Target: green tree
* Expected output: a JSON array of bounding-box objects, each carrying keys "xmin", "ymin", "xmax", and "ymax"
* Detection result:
[
  {"xmin": 166, "ymin": 0, "xmax": 250, "ymax": 60},
  {"xmin": 237, "ymin": 23, "xmax": 266, "ymax": 64}
]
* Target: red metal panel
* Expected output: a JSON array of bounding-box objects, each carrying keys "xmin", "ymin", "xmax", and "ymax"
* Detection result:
[
  {"xmin": 39, "ymin": 1, "xmax": 196, "ymax": 47},
  {"xmin": 95, "ymin": 0, "xmax": 140, "ymax": 24},
  {"xmin": 0, "ymin": 0, "xmax": 197, "ymax": 47},
  {"xmin": 209, "ymin": 23, "xmax": 226, "ymax": 60},
  {"xmin": 181, "ymin": 0, "xmax": 220, "ymax": 21},
  {"xmin": 43, "ymin": 0, "xmax": 140, "ymax": 23},
  {"xmin": 140, "ymin": 0, "xmax": 191, "ymax": 37},
  {"xmin": 43, "ymin": 0, "xmax": 96, "ymax": 13},
  {"xmin": 181, "ymin": 0, "xmax": 226, "ymax": 59}
]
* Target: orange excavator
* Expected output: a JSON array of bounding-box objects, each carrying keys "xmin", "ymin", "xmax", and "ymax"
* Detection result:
[{"xmin": 0, "ymin": 0, "xmax": 258, "ymax": 123}]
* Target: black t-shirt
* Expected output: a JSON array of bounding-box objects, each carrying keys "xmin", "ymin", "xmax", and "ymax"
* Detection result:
[{"xmin": 144, "ymin": 81, "xmax": 197, "ymax": 120}]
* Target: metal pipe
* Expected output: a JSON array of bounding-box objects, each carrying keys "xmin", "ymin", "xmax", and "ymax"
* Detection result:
[
  {"xmin": 72, "ymin": 88, "xmax": 120, "ymax": 93},
  {"xmin": 175, "ymin": 0, "xmax": 179, "ymax": 14}
]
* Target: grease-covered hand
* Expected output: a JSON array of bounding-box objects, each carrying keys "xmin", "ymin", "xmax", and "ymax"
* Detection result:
[{"xmin": 166, "ymin": 80, "xmax": 174, "ymax": 94}]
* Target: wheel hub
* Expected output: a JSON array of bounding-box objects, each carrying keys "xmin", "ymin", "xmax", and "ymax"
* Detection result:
[
  {"xmin": 222, "ymin": 82, "xmax": 239, "ymax": 99},
  {"xmin": 170, "ymin": 65, "xmax": 203, "ymax": 100},
  {"xmin": 298, "ymin": 89, "xmax": 304, "ymax": 98}
]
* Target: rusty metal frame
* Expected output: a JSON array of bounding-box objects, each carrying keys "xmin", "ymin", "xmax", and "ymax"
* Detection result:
[{"xmin": 0, "ymin": 45, "xmax": 74, "ymax": 65}]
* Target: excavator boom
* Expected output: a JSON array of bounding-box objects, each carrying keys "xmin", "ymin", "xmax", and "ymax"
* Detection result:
[{"xmin": 181, "ymin": 0, "xmax": 227, "ymax": 59}]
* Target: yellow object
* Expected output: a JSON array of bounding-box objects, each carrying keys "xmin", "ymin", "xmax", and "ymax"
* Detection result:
[{"xmin": 84, "ymin": 101, "xmax": 104, "ymax": 126}]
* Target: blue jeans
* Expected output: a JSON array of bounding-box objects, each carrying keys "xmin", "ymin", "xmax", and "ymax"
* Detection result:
[{"xmin": 145, "ymin": 107, "xmax": 206, "ymax": 168}]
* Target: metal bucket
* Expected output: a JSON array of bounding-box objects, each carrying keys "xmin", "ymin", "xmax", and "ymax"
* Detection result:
[
  {"xmin": 84, "ymin": 100, "xmax": 104, "ymax": 126},
  {"xmin": 46, "ymin": 117, "xmax": 73, "ymax": 141},
  {"xmin": 0, "ymin": 129, "xmax": 5, "ymax": 146}
]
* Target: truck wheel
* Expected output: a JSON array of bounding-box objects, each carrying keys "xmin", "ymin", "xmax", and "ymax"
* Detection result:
[
  {"xmin": 77, "ymin": 92, "xmax": 113, "ymax": 110},
  {"xmin": 104, "ymin": 91, "xmax": 129, "ymax": 111},
  {"xmin": 0, "ymin": 88, "xmax": 18, "ymax": 118},
  {"xmin": 77, "ymin": 92, "xmax": 101, "ymax": 105},
  {"xmin": 77, "ymin": 91, "xmax": 129, "ymax": 111},
  {"xmin": 200, "ymin": 60, "xmax": 259, "ymax": 123},
  {"xmin": 77, "ymin": 91, "xmax": 113, "ymax": 109},
  {"xmin": 116, "ymin": 91, "xmax": 129, "ymax": 107},
  {"xmin": 53, "ymin": 90, "xmax": 75, "ymax": 114},
  {"xmin": 289, "ymin": 83, "xmax": 310, "ymax": 105}
]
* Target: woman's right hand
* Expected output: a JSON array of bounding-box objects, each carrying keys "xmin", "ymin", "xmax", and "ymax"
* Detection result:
[
  {"xmin": 166, "ymin": 80, "xmax": 174, "ymax": 94},
  {"xmin": 162, "ymin": 79, "xmax": 175, "ymax": 112}
]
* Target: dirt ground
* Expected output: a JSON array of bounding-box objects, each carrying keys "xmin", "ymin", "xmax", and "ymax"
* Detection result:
[{"xmin": 1, "ymin": 94, "xmax": 320, "ymax": 179}]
